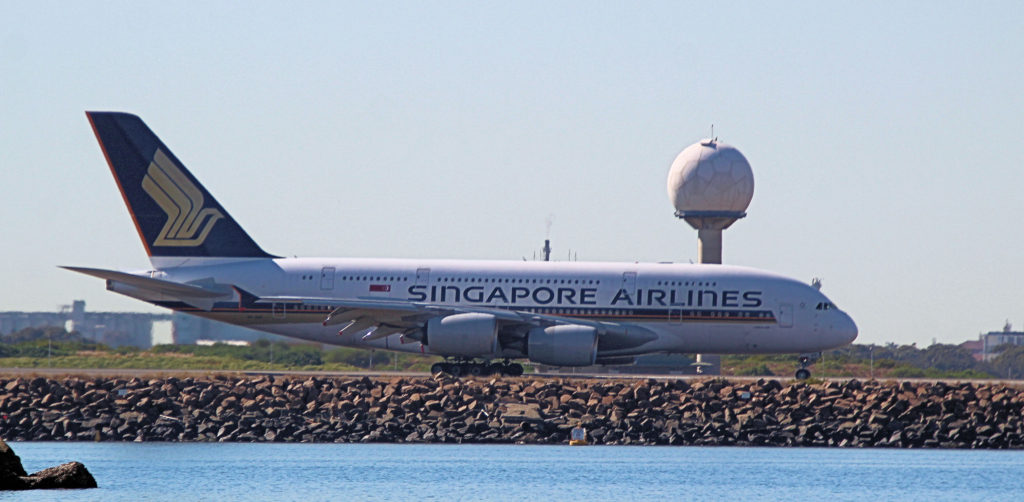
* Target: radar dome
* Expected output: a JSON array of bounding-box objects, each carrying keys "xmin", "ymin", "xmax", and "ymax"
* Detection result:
[{"xmin": 667, "ymin": 139, "xmax": 754, "ymax": 217}]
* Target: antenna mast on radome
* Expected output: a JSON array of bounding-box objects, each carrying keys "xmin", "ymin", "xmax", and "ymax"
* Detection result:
[{"xmin": 542, "ymin": 214, "xmax": 554, "ymax": 262}]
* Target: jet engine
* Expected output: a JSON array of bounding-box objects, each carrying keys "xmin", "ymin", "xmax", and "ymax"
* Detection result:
[
  {"xmin": 425, "ymin": 313, "xmax": 499, "ymax": 358},
  {"xmin": 527, "ymin": 325, "xmax": 598, "ymax": 366}
]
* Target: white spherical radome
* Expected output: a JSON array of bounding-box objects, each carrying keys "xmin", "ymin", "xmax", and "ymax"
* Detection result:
[{"xmin": 667, "ymin": 139, "xmax": 754, "ymax": 215}]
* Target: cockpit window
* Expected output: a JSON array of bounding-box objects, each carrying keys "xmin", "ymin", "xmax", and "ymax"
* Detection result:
[{"xmin": 815, "ymin": 302, "xmax": 834, "ymax": 311}]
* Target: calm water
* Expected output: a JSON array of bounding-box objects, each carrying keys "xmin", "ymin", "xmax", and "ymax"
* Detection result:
[{"xmin": 3, "ymin": 442, "xmax": 1023, "ymax": 501}]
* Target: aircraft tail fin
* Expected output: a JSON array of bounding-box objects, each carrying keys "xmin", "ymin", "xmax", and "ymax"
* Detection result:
[{"xmin": 86, "ymin": 111, "xmax": 276, "ymax": 260}]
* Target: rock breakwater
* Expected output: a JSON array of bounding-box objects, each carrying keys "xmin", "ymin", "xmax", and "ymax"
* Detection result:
[{"xmin": 1, "ymin": 375, "xmax": 1022, "ymax": 448}]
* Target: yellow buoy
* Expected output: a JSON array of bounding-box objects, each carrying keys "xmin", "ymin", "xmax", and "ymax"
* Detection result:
[{"xmin": 569, "ymin": 424, "xmax": 588, "ymax": 446}]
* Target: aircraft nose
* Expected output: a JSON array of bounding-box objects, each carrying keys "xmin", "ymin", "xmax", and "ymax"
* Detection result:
[{"xmin": 834, "ymin": 311, "xmax": 858, "ymax": 345}]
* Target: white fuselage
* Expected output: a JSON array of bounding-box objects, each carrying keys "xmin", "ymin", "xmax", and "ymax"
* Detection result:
[{"xmin": 134, "ymin": 256, "xmax": 858, "ymax": 357}]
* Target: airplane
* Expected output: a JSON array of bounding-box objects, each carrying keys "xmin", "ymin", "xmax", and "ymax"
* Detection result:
[{"xmin": 66, "ymin": 112, "xmax": 858, "ymax": 379}]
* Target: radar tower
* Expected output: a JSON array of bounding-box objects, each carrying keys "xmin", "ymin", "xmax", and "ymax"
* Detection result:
[{"xmin": 666, "ymin": 138, "xmax": 754, "ymax": 264}]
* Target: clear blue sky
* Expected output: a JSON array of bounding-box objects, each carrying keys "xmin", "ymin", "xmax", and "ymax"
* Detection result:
[{"xmin": 2, "ymin": 2, "xmax": 1023, "ymax": 347}]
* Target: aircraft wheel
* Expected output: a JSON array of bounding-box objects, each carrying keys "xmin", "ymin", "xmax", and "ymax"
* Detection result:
[
  {"xmin": 795, "ymin": 368, "xmax": 811, "ymax": 380},
  {"xmin": 448, "ymin": 363, "xmax": 463, "ymax": 377},
  {"xmin": 468, "ymin": 364, "xmax": 484, "ymax": 377},
  {"xmin": 430, "ymin": 363, "xmax": 445, "ymax": 375},
  {"xmin": 505, "ymin": 363, "xmax": 524, "ymax": 377}
]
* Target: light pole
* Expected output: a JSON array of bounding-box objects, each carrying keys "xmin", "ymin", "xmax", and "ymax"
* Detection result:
[{"xmin": 869, "ymin": 345, "xmax": 874, "ymax": 380}]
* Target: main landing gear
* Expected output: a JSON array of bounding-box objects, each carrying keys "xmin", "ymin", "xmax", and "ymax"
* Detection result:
[
  {"xmin": 794, "ymin": 353, "xmax": 819, "ymax": 380},
  {"xmin": 431, "ymin": 359, "xmax": 524, "ymax": 377}
]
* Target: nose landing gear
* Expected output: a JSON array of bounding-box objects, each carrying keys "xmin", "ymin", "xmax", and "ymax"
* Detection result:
[{"xmin": 794, "ymin": 353, "xmax": 819, "ymax": 380}]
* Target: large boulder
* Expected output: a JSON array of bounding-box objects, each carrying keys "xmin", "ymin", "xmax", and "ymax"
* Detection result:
[
  {"xmin": 0, "ymin": 440, "xmax": 96, "ymax": 490},
  {"xmin": 0, "ymin": 440, "xmax": 27, "ymax": 477},
  {"xmin": 19, "ymin": 462, "xmax": 97, "ymax": 489}
]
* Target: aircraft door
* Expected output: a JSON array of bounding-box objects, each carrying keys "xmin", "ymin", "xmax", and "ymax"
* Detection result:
[
  {"xmin": 320, "ymin": 267, "xmax": 335, "ymax": 290},
  {"xmin": 778, "ymin": 303, "xmax": 793, "ymax": 328},
  {"xmin": 416, "ymin": 267, "xmax": 431, "ymax": 286}
]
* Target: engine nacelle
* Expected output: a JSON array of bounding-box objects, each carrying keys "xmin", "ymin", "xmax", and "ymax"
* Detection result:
[
  {"xmin": 527, "ymin": 325, "xmax": 598, "ymax": 366},
  {"xmin": 426, "ymin": 313, "xmax": 499, "ymax": 358}
]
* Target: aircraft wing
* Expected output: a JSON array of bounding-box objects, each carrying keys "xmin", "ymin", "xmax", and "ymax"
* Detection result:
[{"xmin": 253, "ymin": 295, "xmax": 657, "ymax": 346}]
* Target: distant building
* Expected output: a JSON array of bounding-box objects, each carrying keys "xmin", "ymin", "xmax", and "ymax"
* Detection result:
[
  {"xmin": 971, "ymin": 321, "xmax": 1024, "ymax": 361},
  {"xmin": 0, "ymin": 301, "xmax": 283, "ymax": 348},
  {"xmin": 959, "ymin": 339, "xmax": 984, "ymax": 362},
  {"xmin": 0, "ymin": 300, "xmax": 167, "ymax": 348}
]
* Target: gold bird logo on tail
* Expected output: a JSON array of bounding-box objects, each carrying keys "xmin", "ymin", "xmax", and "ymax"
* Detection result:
[{"xmin": 142, "ymin": 149, "xmax": 224, "ymax": 247}]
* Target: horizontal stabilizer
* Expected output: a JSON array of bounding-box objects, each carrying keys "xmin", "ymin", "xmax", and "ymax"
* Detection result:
[{"xmin": 62, "ymin": 266, "xmax": 229, "ymax": 299}]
